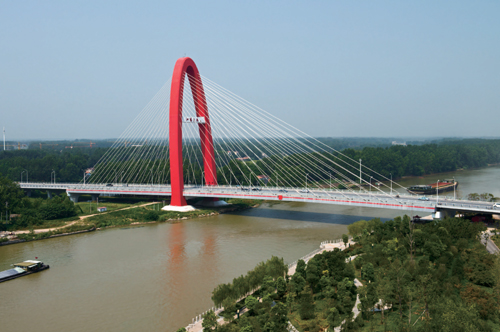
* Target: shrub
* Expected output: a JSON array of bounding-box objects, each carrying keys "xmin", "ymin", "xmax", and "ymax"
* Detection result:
[{"xmin": 145, "ymin": 210, "xmax": 159, "ymax": 221}]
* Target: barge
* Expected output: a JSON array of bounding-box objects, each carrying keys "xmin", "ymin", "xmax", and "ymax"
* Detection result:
[
  {"xmin": 0, "ymin": 260, "xmax": 49, "ymax": 283},
  {"xmin": 407, "ymin": 179, "xmax": 458, "ymax": 195}
]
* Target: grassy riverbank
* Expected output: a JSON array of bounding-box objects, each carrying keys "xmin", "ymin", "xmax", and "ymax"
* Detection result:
[{"xmin": 2, "ymin": 198, "xmax": 261, "ymax": 244}]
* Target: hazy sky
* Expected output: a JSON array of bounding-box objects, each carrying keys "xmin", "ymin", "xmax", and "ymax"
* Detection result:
[{"xmin": 1, "ymin": 1, "xmax": 499, "ymax": 140}]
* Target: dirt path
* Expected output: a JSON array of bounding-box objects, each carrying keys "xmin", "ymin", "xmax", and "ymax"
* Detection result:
[{"xmin": 14, "ymin": 202, "xmax": 158, "ymax": 235}]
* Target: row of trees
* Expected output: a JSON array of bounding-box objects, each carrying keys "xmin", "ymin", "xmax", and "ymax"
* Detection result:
[
  {"xmin": 211, "ymin": 256, "xmax": 287, "ymax": 306},
  {"xmin": 0, "ymin": 149, "xmax": 106, "ymax": 183}
]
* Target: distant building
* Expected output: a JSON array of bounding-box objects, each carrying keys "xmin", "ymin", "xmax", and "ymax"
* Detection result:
[
  {"xmin": 97, "ymin": 207, "xmax": 107, "ymax": 212},
  {"xmin": 392, "ymin": 141, "xmax": 407, "ymax": 146},
  {"xmin": 236, "ymin": 156, "xmax": 250, "ymax": 161}
]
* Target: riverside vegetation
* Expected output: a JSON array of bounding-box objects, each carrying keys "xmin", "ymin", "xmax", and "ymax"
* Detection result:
[
  {"xmin": 186, "ymin": 216, "xmax": 500, "ymax": 332},
  {"xmin": 0, "ymin": 175, "xmax": 259, "ymax": 242}
]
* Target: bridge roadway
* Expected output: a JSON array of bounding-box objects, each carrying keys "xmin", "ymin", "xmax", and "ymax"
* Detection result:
[{"xmin": 18, "ymin": 182, "xmax": 500, "ymax": 216}]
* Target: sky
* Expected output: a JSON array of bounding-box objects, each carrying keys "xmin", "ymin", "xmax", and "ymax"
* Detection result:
[{"xmin": 1, "ymin": 1, "xmax": 499, "ymax": 140}]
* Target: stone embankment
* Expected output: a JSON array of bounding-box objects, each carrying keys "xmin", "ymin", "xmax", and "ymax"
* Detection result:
[{"xmin": 184, "ymin": 238, "xmax": 354, "ymax": 332}]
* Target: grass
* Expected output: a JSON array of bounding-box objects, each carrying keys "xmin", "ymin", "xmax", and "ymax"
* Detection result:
[{"xmin": 75, "ymin": 196, "xmax": 150, "ymax": 216}]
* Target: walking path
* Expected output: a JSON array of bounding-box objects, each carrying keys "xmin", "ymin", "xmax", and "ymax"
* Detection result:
[{"xmin": 9, "ymin": 202, "xmax": 158, "ymax": 235}]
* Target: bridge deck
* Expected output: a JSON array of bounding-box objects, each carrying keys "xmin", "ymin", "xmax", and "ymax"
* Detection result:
[{"xmin": 18, "ymin": 182, "xmax": 500, "ymax": 215}]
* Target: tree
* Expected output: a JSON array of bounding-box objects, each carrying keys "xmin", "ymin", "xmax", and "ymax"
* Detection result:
[
  {"xmin": 327, "ymin": 307, "xmax": 342, "ymax": 330},
  {"xmin": 295, "ymin": 259, "xmax": 306, "ymax": 279},
  {"xmin": 342, "ymin": 234, "xmax": 349, "ymax": 247},
  {"xmin": 245, "ymin": 295, "xmax": 258, "ymax": 315},
  {"xmin": 276, "ymin": 276, "xmax": 287, "ymax": 298},
  {"xmin": 347, "ymin": 220, "xmax": 368, "ymax": 237},
  {"xmin": 299, "ymin": 285, "xmax": 315, "ymax": 320},
  {"xmin": 0, "ymin": 175, "xmax": 24, "ymax": 216},
  {"xmin": 267, "ymin": 302, "xmax": 288, "ymax": 332},
  {"xmin": 176, "ymin": 328, "xmax": 187, "ymax": 332},
  {"xmin": 361, "ymin": 263, "xmax": 375, "ymax": 282},
  {"xmin": 291, "ymin": 274, "xmax": 306, "ymax": 295},
  {"xmin": 202, "ymin": 310, "xmax": 218, "ymax": 331}
]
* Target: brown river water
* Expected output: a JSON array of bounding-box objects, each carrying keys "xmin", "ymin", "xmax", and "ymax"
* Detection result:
[{"xmin": 1, "ymin": 166, "xmax": 499, "ymax": 332}]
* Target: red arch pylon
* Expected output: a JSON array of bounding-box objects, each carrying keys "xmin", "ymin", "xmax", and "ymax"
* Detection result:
[{"xmin": 169, "ymin": 57, "xmax": 217, "ymax": 206}]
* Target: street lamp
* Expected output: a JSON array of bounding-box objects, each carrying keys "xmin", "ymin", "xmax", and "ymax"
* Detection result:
[
  {"xmin": 329, "ymin": 172, "xmax": 332, "ymax": 191},
  {"xmin": 390, "ymin": 173, "xmax": 392, "ymax": 195},
  {"xmin": 306, "ymin": 173, "xmax": 309, "ymax": 190},
  {"xmin": 370, "ymin": 176, "xmax": 373, "ymax": 197},
  {"xmin": 51, "ymin": 170, "xmax": 56, "ymax": 184},
  {"xmin": 121, "ymin": 171, "xmax": 124, "ymax": 185},
  {"xmin": 21, "ymin": 170, "xmax": 25, "ymax": 183},
  {"xmin": 359, "ymin": 159, "xmax": 362, "ymax": 192},
  {"xmin": 436, "ymin": 180, "xmax": 439, "ymax": 203},
  {"xmin": 453, "ymin": 176, "xmax": 456, "ymax": 200}
]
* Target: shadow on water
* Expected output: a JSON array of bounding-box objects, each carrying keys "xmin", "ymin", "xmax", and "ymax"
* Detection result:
[{"xmin": 224, "ymin": 207, "xmax": 392, "ymax": 225}]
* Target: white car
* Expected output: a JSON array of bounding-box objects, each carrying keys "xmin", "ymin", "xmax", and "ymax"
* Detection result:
[{"xmin": 494, "ymin": 203, "xmax": 500, "ymax": 209}]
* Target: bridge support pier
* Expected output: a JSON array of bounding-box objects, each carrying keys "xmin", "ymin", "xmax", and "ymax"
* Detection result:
[
  {"xmin": 67, "ymin": 193, "xmax": 80, "ymax": 203},
  {"xmin": 162, "ymin": 205, "xmax": 197, "ymax": 212},
  {"xmin": 25, "ymin": 189, "xmax": 32, "ymax": 197},
  {"xmin": 47, "ymin": 190, "xmax": 52, "ymax": 199},
  {"xmin": 91, "ymin": 194, "xmax": 100, "ymax": 202},
  {"xmin": 433, "ymin": 209, "xmax": 457, "ymax": 219}
]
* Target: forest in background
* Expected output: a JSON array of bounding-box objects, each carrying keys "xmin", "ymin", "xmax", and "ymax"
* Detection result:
[{"xmin": 0, "ymin": 138, "xmax": 499, "ymax": 185}]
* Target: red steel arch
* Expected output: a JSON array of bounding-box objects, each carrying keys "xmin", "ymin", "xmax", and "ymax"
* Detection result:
[{"xmin": 169, "ymin": 57, "xmax": 217, "ymax": 206}]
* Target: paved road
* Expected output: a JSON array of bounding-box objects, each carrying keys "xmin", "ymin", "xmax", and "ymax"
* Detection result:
[{"xmin": 481, "ymin": 232, "xmax": 500, "ymax": 254}]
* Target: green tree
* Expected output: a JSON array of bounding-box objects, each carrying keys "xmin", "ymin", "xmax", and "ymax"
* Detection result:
[
  {"xmin": 342, "ymin": 233, "xmax": 349, "ymax": 247},
  {"xmin": 291, "ymin": 274, "xmax": 306, "ymax": 295},
  {"xmin": 202, "ymin": 310, "xmax": 218, "ymax": 331},
  {"xmin": 299, "ymin": 285, "xmax": 315, "ymax": 320},
  {"xmin": 295, "ymin": 259, "xmax": 306, "ymax": 279},
  {"xmin": 276, "ymin": 276, "xmax": 287, "ymax": 298},
  {"xmin": 361, "ymin": 263, "xmax": 375, "ymax": 282},
  {"xmin": 244, "ymin": 295, "xmax": 258, "ymax": 315}
]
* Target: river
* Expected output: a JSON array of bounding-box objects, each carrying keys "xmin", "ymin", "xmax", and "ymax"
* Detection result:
[{"xmin": 1, "ymin": 166, "xmax": 499, "ymax": 332}]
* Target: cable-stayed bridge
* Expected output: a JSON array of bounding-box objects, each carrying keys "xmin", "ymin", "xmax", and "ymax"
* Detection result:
[{"xmin": 18, "ymin": 57, "xmax": 500, "ymax": 218}]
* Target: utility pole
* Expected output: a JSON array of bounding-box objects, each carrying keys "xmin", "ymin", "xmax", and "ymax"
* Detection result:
[{"xmin": 3, "ymin": 127, "xmax": 5, "ymax": 151}]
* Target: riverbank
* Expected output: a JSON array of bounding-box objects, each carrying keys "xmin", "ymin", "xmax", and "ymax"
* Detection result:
[
  {"xmin": 0, "ymin": 199, "xmax": 261, "ymax": 246},
  {"xmin": 0, "ymin": 227, "xmax": 96, "ymax": 246}
]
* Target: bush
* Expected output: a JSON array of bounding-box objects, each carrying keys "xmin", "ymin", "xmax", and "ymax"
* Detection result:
[{"xmin": 145, "ymin": 210, "xmax": 159, "ymax": 221}]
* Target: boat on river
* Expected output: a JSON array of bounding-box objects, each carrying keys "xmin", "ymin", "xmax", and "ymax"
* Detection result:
[
  {"xmin": 407, "ymin": 179, "xmax": 458, "ymax": 195},
  {"xmin": 0, "ymin": 260, "xmax": 49, "ymax": 283}
]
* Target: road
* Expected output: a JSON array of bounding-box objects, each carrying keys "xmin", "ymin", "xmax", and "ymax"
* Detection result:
[{"xmin": 19, "ymin": 182, "xmax": 500, "ymax": 215}]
